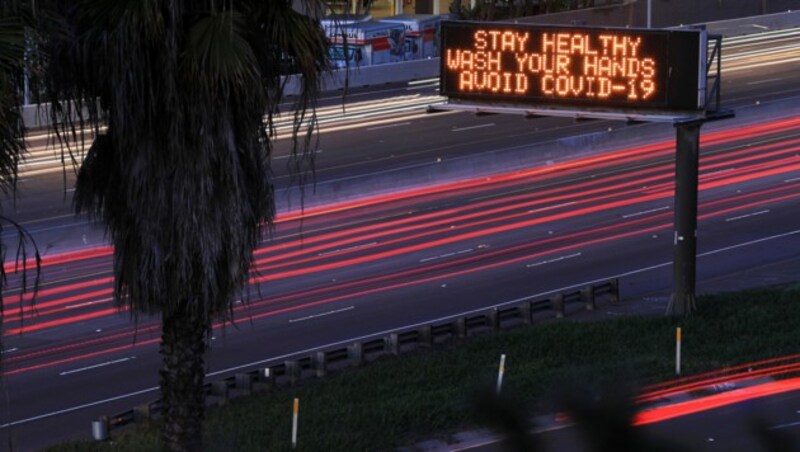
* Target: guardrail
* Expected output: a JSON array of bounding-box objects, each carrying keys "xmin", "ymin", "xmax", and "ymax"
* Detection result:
[{"xmin": 91, "ymin": 278, "xmax": 620, "ymax": 440}]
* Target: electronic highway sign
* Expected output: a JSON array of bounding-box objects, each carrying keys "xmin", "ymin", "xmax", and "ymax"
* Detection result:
[{"xmin": 440, "ymin": 21, "xmax": 707, "ymax": 112}]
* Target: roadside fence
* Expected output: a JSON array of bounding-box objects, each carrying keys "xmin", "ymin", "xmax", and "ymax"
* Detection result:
[{"xmin": 91, "ymin": 278, "xmax": 619, "ymax": 440}]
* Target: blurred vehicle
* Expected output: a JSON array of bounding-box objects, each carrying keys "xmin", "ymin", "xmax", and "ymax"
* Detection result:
[
  {"xmin": 379, "ymin": 14, "xmax": 442, "ymax": 60},
  {"xmin": 324, "ymin": 20, "xmax": 405, "ymax": 68}
]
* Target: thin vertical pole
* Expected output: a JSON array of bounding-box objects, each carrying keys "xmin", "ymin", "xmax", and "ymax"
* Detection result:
[
  {"xmin": 291, "ymin": 398, "xmax": 299, "ymax": 449},
  {"xmin": 496, "ymin": 354, "xmax": 506, "ymax": 395},
  {"xmin": 676, "ymin": 327, "xmax": 682, "ymax": 375}
]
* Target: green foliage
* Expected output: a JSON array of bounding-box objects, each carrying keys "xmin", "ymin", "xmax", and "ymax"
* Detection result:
[
  {"xmin": 47, "ymin": 285, "xmax": 800, "ymax": 451},
  {"xmin": 1, "ymin": 0, "xmax": 42, "ymax": 365},
  {"xmin": 37, "ymin": 0, "xmax": 330, "ymax": 322},
  {"xmin": 0, "ymin": 1, "xmax": 26, "ymax": 197},
  {"xmin": 34, "ymin": 1, "xmax": 331, "ymax": 449}
]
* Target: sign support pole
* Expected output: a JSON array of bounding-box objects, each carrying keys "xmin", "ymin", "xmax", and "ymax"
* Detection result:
[
  {"xmin": 668, "ymin": 121, "xmax": 701, "ymax": 316},
  {"xmin": 667, "ymin": 110, "xmax": 733, "ymax": 317}
]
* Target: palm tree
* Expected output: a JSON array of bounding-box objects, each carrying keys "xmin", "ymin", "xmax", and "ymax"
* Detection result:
[
  {"xmin": 1, "ymin": 6, "xmax": 42, "ymax": 449},
  {"xmin": 1, "ymin": 0, "xmax": 41, "ymax": 358},
  {"xmin": 38, "ymin": 1, "xmax": 331, "ymax": 450}
]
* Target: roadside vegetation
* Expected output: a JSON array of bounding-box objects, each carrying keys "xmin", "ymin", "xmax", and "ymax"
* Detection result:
[{"xmin": 47, "ymin": 283, "xmax": 800, "ymax": 451}]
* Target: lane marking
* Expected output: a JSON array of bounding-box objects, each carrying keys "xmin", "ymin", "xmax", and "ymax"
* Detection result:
[
  {"xmin": 408, "ymin": 78, "xmax": 439, "ymax": 86},
  {"xmin": 420, "ymin": 248, "xmax": 474, "ymax": 263},
  {"xmin": 526, "ymin": 252, "xmax": 582, "ymax": 268},
  {"xmin": 725, "ymin": 56, "xmax": 800, "ymax": 73},
  {"xmin": 452, "ymin": 123, "xmax": 495, "ymax": 132},
  {"xmin": 769, "ymin": 420, "xmax": 800, "ymax": 430},
  {"xmin": 317, "ymin": 242, "xmax": 378, "ymax": 256},
  {"xmin": 313, "ymin": 109, "xmax": 454, "ymax": 135},
  {"xmin": 623, "ymin": 206, "xmax": 670, "ymax": 219},
  {"xmin": 1, "ymin": 348, "xmax": 18, "ymax": 354},
  {"xmin": 5, "ymin": 229, "xmax": 800, "ymax": 431},
  {"xmin": 0, "ymin": 386, "xmax": 159, "ymax": 429},
  {"xmin": 66, "ymin": 298, "xmax": 111, "ymax": 309},
  {"xmin": 785, "ymin": 177, "xmax": 800, "ymax": 183},
  {"xmin": 704, "ymin": 168, "xmax": 735, "ymax": 176},
  {"xmin": 272, "ymin": 149, "xmax": 323, "ymax": 160},
  {"xmin": 726, "ymin": 209, "xmax": 770, "ymax": 222},
  {"xmin": 289, "ymin": 306, "xmax": 354, "ymax": 323},
  {"xmin": 529, "ymin": 201, "xmax": 577, "ymax": 214},
  {"xmin": 367, "ymin": 121, "xmax": 411, "ymax": 131},
  {"xmin": 59, "ymin": 356, "xmax": 136, "ymax": 376},
  {"xmin": 746, "ymin": 77, "xmax": 783, "ymax": 86}
]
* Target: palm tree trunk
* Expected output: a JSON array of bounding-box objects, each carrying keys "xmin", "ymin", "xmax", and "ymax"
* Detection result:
[{"xmin": 160, "ymin": 303, "xmax": 209, "ymax": 452}]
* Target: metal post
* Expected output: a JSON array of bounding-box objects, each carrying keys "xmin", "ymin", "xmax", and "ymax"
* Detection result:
[
  {"xmin": 291, "ymin": 398, "xmax": 299, "ymax": 449},
  {"xmin": 676, "ymin": 327, "xmax": 683, "ymax": 375},
  {"xmin": 387, "ymin": 333, "xmax": 400, "ymax": 356},
  {"xmin": 552, "ymin": 293, "xmax": 565, "ymax": 318},
  {"xmin": 496, "ymin": 354, "xmax": 506, "ymax": 394},
  {"xmin": 647, "ymin": 0, "xmax": 652, "ymax": 28},
  {"xmin": 91, "ymin": 417, "xmax": 109, "ymax": 441},
  {"xmin": 668, "ymin": 122, "xmax": 701, "ymax": 316},
  {"xmin": 581, "ymin": 285, "xmax": 595, "ymax": 311},
  {"xmin": 23, "ymin": 71, "xmax": 31, "ymax": 106},
  {"xmin": 418, "ymin": 325, "xmax": 433, "ymax": 347}
]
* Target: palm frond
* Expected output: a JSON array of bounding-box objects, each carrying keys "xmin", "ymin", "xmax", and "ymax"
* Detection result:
[
  {"xmin": 37, "ymin": 1, "xmax": 333, "ymax": 449},
  {"xmin": 0, "ymin": 13, "xmax": 26, "ymax": 196}
]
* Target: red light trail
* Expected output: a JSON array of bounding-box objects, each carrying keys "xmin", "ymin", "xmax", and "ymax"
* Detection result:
[{"xmin": 2, "ymin": 117, "xmax": 799, "ymax": 397}]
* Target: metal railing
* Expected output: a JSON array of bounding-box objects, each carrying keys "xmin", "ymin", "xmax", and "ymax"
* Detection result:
[{"xmin": 92, "ymin": 278, "xmax": 620, "ymax": 440}]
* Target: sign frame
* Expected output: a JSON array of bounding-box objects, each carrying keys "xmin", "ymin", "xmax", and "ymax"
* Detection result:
[{"xmin": 438, "ymin": 20, "xmax": 709, "ymax": 119}]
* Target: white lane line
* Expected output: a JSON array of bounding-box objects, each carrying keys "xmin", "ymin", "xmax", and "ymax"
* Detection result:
[
  {"xmin": 452, "ymin": 123, "xmax": 495, "ymax": 132},
  {"xmin": 272, "ymin": 149, "xmax": 323, "ymax": 160},
  {"xmin": 0, "ymin": 386, "xmax": 159, "ymax": 429},
  {"xmin": 66, "ymin": 298, "xmax": 110, "ymax": 309},
  {"xmin": 59, "ymin": 356, "xmax": 136, "ymax": 376},
  {"xmin": 725, "ymin": 57, "xmax": 800, "ymax": 73},
  {"xmin": 289, "ymin": 306, "xmax": 355, "ymax": 323},
  {"xmin": 317, "ymin": 242, "xmax": 378, "ymax": 256},
  {"xmin": 367, "ymin": 121, "xmax": 411, "ymax": 131},
  {"xmin": 7, "ymin": 229, "xmax": 800, "ymax": 432},
  {"xmin": 420, "ymin": 248, "xmax": 474, "ymax": 263},
  {"xmin": 725, "ymin": 209, "xmax": 770, "ymax": 222},
  {"xmin": 785, "ymin": 177, "xmax": 800, "ymax": 183},
  {"xmin": 526, "ymin": 252, "xmax": 582, "ymax": 268},
  {"xmin": 318, "ymin": 109, "xmax": 453, "ymax": 135},
  {"xmin": 751, "ymin": 24, "xmax": 768, "ymax": 30},
  {"xmin": 704, "ymin": 168, "xmax": 735, "ymax": 176},
  {"xmin": 529, "ymin": 201, "xmax": 577, "ymax": 214},
  {"xmin": 408, "ymin": 77, "xmax": 439, "ymax": 85},
  {"xmin": 623, "ymin": 206, "xmax": 670, "ymax": 219},
  {"xmin": 1, "ymin": 348, "xmax": 18, "ymax": 354},
  {"xmin": 769, "ymin": 420, "xmax": 800, "ymax": 430},
  {"xmin": 746, "ymin": 77, "xmax": 783, "ymax": 86}
]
